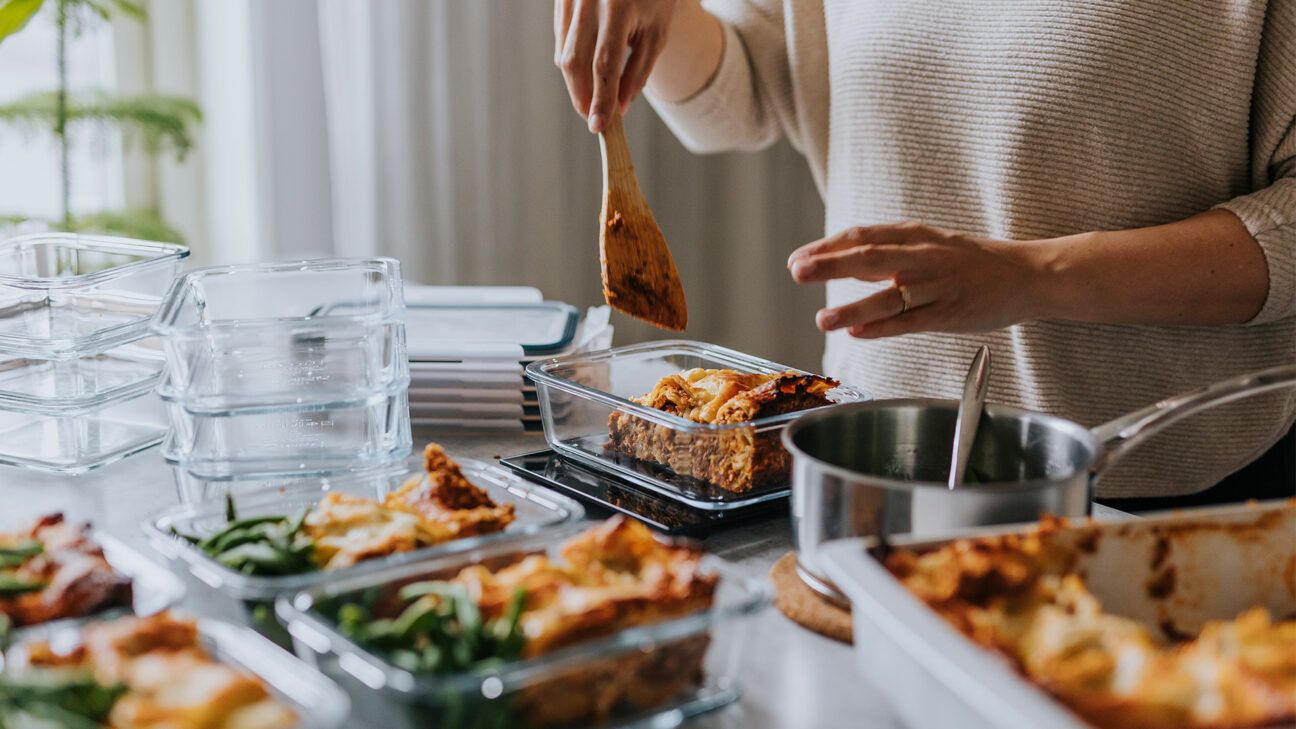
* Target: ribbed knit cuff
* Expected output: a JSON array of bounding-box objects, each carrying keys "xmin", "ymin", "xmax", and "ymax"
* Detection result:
[
  {"xmin": 646, "ymin": 22, "xmax": 760, "ymax": 153},
  {"xmin": 1216, "ymin": 177, "xmax": 1296, "ymax": 324}
]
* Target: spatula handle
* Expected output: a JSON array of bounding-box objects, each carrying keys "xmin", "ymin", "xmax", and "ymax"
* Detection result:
[{"xmin": 598, "ymin": 115, "xmax": 636, "ymax": 186}]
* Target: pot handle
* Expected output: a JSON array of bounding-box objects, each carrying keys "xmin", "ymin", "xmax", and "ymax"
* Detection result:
[{"xmin": 1090, "ymin": 363, "xmax": 1296, "ymax": 476}]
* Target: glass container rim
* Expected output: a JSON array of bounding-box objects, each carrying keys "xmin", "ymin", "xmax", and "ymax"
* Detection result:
[
  {"xmin": 151, "ymin": 257, "xmax": 405, "ymax": 337},
  {"xmin": 526, "ymin": 339, "xmax": 872, "ymax": 433},
  {"xmin": 0, "ymin": 233, "xmax": 189, "ymax": 289}
]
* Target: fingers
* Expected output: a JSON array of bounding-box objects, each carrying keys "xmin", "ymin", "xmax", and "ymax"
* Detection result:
[
  {"xmin": 787, "ymin": 222, "xmax": 937, "ymax": 268},
  {"xmin": 557, "ymin": 0, "xmax": 599, "ymax": 118},
  {"xmin": 847, "ymin": 305, "xmax": 943, "ymax": 339},
  {"xmin": 553, "ymin": 0, "xmax": 574, "ymax": 61},
  {"xmin": 618, "ymin": 30, "xmax": 663, "ymax": 113},
  {"xmin": 587, "ymin": 9, "xmax": 632, "ymax": 132},
  {"xmin": 815, "ymin": 285, "xmax": 916, "ymax": 331},
  {"xmin": 790, "ymin": 244, "xmax": 912, "ymax": 284}
]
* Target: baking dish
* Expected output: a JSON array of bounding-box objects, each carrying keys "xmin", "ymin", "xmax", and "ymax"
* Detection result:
[
  {"xmin": 0, "ymin": 392, "xmax": 165, "ymax": 473},
  {"xmin": 277, "ymin": 525, "xmax": 770, "ymax": 729},
  {"xmin": 146, "ymin": 459, "xmax": 585, "ymax": 601},
  {"xmin": 0, "ymin": 233, "xmax": 188, "ymax": 359},
  {"xmin": 4, "ymin": 614, "xmax": 350, "ymax": 729},
  {"xmin": 819, "ymin": 500, "xmax": 1296, "ymax": 729},
  {"xmin": 0, "ymin": 341, "xmax": 163, "ymax": 415},
  {"xmin": 159, "ymin": 384, "xmax": 412, "ymax": 480},
  {"xmin": 6, "ymin": 531, "xmax": 186, "ymax": 646},
  {"xmin": 527, "ymin": 340, "xmax": 869, "ymax": 510},
  {"xmin": 151, "ymin": 257, "xmax": 406, "ymax": 411}
]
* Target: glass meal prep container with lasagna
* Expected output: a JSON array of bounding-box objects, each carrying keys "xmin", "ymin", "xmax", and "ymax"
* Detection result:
[
  {"xmin": 0, "ymin": 514, "xmax": 186, "ymax": 645},
  {"xmin": 276, "ymin": 518, "xmax": 771, "ymax": 729},
  {"xmin": 2, "ymin": 612, "xmax": 350, "ymax": 729},
  {"xmin": 0, "ymin": 234, "xmax": 189, "ymax": 360},
  {"xmin": 146, "ymin": 455, "xmax": 585, "ymax": 602},
  {"xmin": 527, "ymin": 340, "xmax": 870, "ymax": 510},
  {"xmin": 150, "ymin": 257, "xmax": 407, "ymax": 413}
]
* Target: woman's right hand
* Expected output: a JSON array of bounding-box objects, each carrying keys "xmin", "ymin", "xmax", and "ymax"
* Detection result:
[{"xmin": 554, "ymin": 0, "xmax": 679, "ymax": 134}]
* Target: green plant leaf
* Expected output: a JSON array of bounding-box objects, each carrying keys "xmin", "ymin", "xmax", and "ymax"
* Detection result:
[
  {"xmin": 0, "ymin": 91, "xmax": 203, "ymax": 160},
  {"xmin": 0, "ymin": 0, "xmax": 44, "ymax": 44}
]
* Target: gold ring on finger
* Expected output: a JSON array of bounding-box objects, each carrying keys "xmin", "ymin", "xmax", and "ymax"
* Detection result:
[{"xmin": 896, "ymin": 283, "xmax": 912, "ymax": 315}]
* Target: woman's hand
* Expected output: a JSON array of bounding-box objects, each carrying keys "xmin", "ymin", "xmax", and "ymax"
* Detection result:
[
  {"xmin": 787, "ymin": 223, "xmax": 1054, "ymax": 338},
  {"xmin": 554, "ymin": 0, "xmax": 678, "ymax": 133}
]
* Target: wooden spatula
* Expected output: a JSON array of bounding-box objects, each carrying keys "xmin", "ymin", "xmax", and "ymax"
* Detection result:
[{"xmin": 597, "ymin": 114, "xmax": 688, "ymax": 331}]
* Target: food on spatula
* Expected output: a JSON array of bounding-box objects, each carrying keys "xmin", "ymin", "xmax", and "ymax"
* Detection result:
[{"xmin": 606, "ymin": 368, "xmax": 839, "ymax": 493}]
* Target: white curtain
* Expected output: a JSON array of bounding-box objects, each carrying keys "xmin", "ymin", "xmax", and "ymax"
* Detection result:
[{"xmin": 317, "ymin": 1, "xmax": 827, "ymax": 369}]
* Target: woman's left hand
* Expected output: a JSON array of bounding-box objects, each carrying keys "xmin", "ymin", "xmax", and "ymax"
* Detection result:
[{"xmin": 787, "ymin": 222, "xmax": 1053, "ymax": 338}]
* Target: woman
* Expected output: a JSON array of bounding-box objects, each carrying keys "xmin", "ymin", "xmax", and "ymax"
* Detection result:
[{"xmin": 554, "ymin": 0, "xmax": 1295, "ymax": 501}]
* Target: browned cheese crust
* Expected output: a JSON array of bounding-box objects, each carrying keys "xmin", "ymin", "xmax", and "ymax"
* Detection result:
[
  {"xmin": 883, "ymin": 517, "xmax": 1296, "ymax": 729},
  {"xmin": 606, "ymin": 368, "xmax": 838, "ymax": 493}
]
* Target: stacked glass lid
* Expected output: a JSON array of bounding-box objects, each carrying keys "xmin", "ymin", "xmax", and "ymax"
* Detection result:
[
  {"xmin": 0, "ymin": 233, "xmax": 188, "ymax": 473},
  {"xmin": 151, "ymin": 258, "xmax": 412, "ymax": 491}
]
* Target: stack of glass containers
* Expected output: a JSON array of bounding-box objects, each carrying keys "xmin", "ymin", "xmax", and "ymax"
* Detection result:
[
  {"xmin": 151, "ymin": 258, "xmax": 412, "ymax": 496},
  {"xmin": 0, "ymin": 233, "xmax": 188, "ymax": 474}
]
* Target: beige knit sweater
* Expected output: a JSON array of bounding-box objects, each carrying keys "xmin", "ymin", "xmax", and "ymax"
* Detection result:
[{"xmin": 648, "ymin": 0, "xmax": 1296, "ymax": 497}]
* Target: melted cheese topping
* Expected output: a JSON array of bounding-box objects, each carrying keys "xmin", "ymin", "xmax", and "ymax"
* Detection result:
[
  {"xmin": 887, "ymin": 532, "xmax": 1296, "ymax": 729},
  {"xmin": 450, "ymin": 517, "xmax": 717, "ymax": 656},
  {"xmin": 633, "ymin": 368, "xmax": 837, "ymax": 424},
  {"xmin": 301, "ymin": 443, "xmax": 516, "ymax": 570}
]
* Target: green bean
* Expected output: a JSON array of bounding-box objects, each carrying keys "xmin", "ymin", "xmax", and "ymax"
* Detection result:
[
  {"xmin": 337, "ymin": 581, "xmax": 529, "ymax": 675},
  {"xmin": 0, "ymin": 575, "xmax": 46, "ymax": 597},
  {"xmin": 0, "ymin": 542, "xmax": 42, "ymax": 569}
]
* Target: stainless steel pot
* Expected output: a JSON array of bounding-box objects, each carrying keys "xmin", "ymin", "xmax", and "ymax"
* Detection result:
[{"xmin": 783, "ymin": 364, "xmax": 1296, "ymax": 605}]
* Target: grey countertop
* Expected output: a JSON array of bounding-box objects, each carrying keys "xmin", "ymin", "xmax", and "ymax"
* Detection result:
[{"xmin": 0, "ymin": 430, "xmax": 1125, "ymax": 729}]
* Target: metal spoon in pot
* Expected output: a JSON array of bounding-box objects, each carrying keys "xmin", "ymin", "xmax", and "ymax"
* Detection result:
[{"xmin": 948, "ymin": 345, "xmax": 992, "ymax": 490}]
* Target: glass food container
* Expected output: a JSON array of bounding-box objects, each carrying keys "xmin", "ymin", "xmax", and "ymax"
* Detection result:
[
  {"xmin": 0, "ymin": 392, "xmax": 166, "ymax": 474},
  {"xmin": 6, "ymin": 532, "xmax": 187, "ymax": 646},
  {"xmin": 0, "ymin": 234, "xmax": 189, "ymax": 359},
  {"xmin": 151, "ymin": 258, "xmax": 407, "ymax": 412},
  {"xmin": 0, "ymin": 341, "xmax": 164, "ymax": 415},
  {"xmin": 4, "ymin": 614, "xmax": 351, "ymax": 729},
  {"xmin": 146, "ymin": 459, "xmax": 585, "ymax": 601},
  {"xmin": 159, "ymin": 383, "xmax": 412, "ymax": 480},
  {"xmin": 276, "ymin": 526, "xmax": 770, "ymax": 729},
  {"xmin": 527, "ymin": 340, "xmax": 870, "ymax": 510}
]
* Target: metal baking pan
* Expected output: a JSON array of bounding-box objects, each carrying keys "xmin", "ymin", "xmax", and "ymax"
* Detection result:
[{"xmin": 819, "ymin": 500, "xmax": 1296, "ymax": 729}]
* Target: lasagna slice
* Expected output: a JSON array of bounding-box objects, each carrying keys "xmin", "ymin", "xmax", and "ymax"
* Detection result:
[
  {"xmin": 24, "ymin": 612, "xmax": 296, "ymax": 729},
  {"xmin": 606, "ymin": 368, "xmax": 838, "ymax": 493},
  {"xmin": 303, "ymin": 442, "xmax": 516, "ymax": 570},
  {"xmin": 0, "ymin": 514, "xmax": 132, "ymax": 629}
]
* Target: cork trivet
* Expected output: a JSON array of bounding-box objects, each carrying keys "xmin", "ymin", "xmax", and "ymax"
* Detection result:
[{"xmin": 769, "ymin": 551, "xmax": 853, "ymax": 644}]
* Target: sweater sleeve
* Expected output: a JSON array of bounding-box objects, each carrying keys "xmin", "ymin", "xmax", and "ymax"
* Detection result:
[
  {"xmin": 646, "ymin": 0, "xmax": 824, "ymax": 158},
  {"xmin": 1215, "ymin": 3, "xmax": 1296, "ymax": 325}
]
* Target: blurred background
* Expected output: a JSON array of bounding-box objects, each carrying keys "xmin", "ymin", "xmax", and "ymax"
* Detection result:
[{"xmin": 0, "ymin": 0, "xmax": 829, "ymax": 369}]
